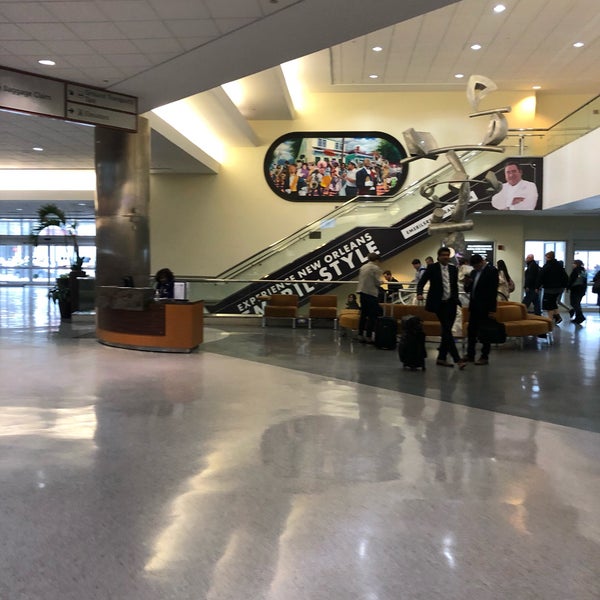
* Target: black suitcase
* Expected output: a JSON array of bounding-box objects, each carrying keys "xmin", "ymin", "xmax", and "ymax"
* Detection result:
[
  {"xmin": 374, "ymin": 316, "xmax": 397, "ymax": 349},
  {"xmin": 398, "ymin": 315, "xmax": 427, "ymax": 370},
  {"xmin": 478, "ymin": 317, "xmax": 507, "ymax": 344}
]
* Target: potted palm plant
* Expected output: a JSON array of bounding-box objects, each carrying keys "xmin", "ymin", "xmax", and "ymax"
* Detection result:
[
  {"xmin": 30, "ymin": 203, "xmax": 84, "ymax": 272},
  {"xmin": 47, "ymin": 274, "xmax": 72, "ymax": 319},
  {"xmin": 30, "ymin": 203, "xmax": 86, "ymax": 319}
]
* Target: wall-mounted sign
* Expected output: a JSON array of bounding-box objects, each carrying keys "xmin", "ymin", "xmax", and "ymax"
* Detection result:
[
  {"xmin": 264, "ymin": 131, "xmax": 408, "ymax": 202},
  {"xmin": 0, "ymin": 66, "xmax": 137, "ymax": 132},
  {"xmin": 465, "ymin": 241, "xmax": 495, "ymax": 265}
]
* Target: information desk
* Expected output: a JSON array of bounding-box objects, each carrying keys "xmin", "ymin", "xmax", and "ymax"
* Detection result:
[{"xmin": 96, "ymin": 287, "xmax": 203, "ymax": 353}]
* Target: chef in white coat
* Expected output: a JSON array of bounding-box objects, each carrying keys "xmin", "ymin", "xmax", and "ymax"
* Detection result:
[{"xmin": 491, "ymin": 162, "xmax": 538, "ymax": 210}]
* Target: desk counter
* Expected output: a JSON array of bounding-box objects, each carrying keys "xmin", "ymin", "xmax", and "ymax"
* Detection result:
[{"xmin": 97, "ymin": 299, "xmax": 203, "ymax": 353}]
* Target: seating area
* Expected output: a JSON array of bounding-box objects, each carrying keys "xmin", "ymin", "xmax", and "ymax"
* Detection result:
[
  {"xmin": 308, "ymin": 294, "xmax": 338, "ymax": 329},
  {"xmin": 262, "ymin": 294, "xmax": 298, "ymax": 328},
  {"xmin": 338, "ymin": 301, "xmax": 554, "ymax": 346}
]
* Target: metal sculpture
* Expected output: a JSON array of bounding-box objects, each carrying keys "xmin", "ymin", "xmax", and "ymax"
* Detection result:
[{"xmin": 400, "ymin": 75, "xmax": 509, "ymax": 257}]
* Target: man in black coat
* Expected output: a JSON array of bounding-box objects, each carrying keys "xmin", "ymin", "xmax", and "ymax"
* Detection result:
[
  {"xmin": 417, "ymin": 247, "xmax": 466, "ymax": 369},
  {"xmin": 464, "ymin": 254, "xmax": 499, "ymax": 365},
  {"xmin": 523, "ymin": 253, "xmax": 541, "ymax": 315}
]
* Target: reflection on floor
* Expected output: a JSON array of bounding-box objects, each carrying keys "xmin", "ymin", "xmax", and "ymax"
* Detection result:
[{"xmin": 1, "ymin": 287, "xmax": 599, "ymax": 599}]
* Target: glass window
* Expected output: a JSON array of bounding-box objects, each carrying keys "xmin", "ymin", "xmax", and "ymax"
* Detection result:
[{"xmin": 0, "ymin": 216, "xmax": 96, "ymax": 284}]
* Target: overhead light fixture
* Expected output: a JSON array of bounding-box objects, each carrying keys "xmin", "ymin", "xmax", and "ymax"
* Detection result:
[
  {"xmin": 38, "ymin": 59, "xmax": 55, "ymax": 66},
  {"xmin": 369, "ymin": 74, "xmax": 379, "ymax": 79},
  {"xmin": 372, "ymin": 46, "xmax": 383, "ymax": 52},
  {"xmin": 532, "ymin": 85, "xmax": 541, "ymax": 90},
  {"xmin": 493, "ymin": 4, "xmax": 506, "ymax": 13},
  {"xmin": 573, "ymin": 41, "xmax": 584, "ymax": 48},
  {"xmin": 32, "ymin": 147, "xmax": 44, "ymax": 151},
  {"xmin": 454, "ymin": 73, "xmax": 465, "ymax": 79},
  {"xmin": 470, "ymin": 44, "xmax": 482, "ymax": 50}
]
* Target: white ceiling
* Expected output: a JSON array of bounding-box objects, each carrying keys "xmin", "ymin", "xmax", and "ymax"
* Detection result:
[{"xmin": 0, "ymin": 0, "xmax": 598, "ymax": 177}]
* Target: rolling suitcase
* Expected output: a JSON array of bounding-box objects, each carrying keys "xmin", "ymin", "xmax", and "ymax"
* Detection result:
[
  {"xmin": 374, "ymin": 316, "xmax": 397, "ymax": 349},
  {"xmin": 398, "ymin": 315, "xmax": 427, "ymax": 370}
]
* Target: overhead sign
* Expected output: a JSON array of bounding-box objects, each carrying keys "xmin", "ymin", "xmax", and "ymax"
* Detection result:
[
  {"xmin": 66, "ymin": 102, "xmax": 137, "ymax": 131},
  {"xmin": 66, "ymin": 84, "xmax": 136, "ymax": 113},
  {"xmin": 0, "ymin": 67, "xmax": 64, "ymax": 117},
  {"xmin": 0, "ymin": 66, "xmax": 137, "ymax": 132}
]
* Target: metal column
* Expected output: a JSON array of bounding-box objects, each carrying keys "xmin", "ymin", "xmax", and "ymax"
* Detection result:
[{"xmin": 94, "ymin": 117, "xmax": 150, "ymax": 288}]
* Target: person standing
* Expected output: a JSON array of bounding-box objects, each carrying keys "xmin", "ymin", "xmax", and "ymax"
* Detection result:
[
  {"xmin": 464, "ymin": 254, "xmax": 499, "ymax": 366},
  {"xmin": 357, "ymin": 252, "xmax": 383, "ymax": 343},
  {"xmin": 496, "ymin": 259, "xmax": 514, "ymax": 300},
  {"xmin": 343, "ymin": 161, "xmax": 358, "ymax": 198},
  {"xmin": 567, "ymin": 259, "xmax": 587, "ymax": 324},
  {"xmin": 410, "ymin": 259, "xmax": 427, "ymax": 283},
  {"xmin": 523, "ymin": 254, "xmax": 541, "ymax": 315},
  {"xmin": 537, "ymin": 251, "xmax": 569, "ymax": 324},
  {"xmin": 356, "ymin": 159, "xmax": 375, "ymax": 196},
  {"xmin": 417, "ymin": 247, "xmax": 466, "ymax": 369}
]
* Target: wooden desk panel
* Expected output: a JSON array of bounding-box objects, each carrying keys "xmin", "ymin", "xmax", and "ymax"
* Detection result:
[{"xmin": 97, "ymin": 301, "xmax": 203, "ymax": 353}]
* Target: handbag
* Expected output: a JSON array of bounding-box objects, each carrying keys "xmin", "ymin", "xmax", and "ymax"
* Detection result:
[
  {"xmin": 478, "ymin": 317, "xmax": 507, "ymax": 344},
  {"xmin": 507, "ymin": 278, "xmax": 515, "ymax": 293}
]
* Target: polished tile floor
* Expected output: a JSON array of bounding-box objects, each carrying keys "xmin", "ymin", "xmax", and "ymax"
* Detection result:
[{"xmin": 1, "ymin": 288, "xmax": 599, "ymax": 600}]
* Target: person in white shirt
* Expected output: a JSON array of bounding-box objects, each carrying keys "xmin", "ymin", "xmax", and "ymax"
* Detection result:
[{"xmin": 491, "ymin": 162, "xmax": 538, "ymax": 211}]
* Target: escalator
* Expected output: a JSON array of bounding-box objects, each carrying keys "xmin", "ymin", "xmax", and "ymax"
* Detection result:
[
  {"xmin": 205, "ymin": 149, "xmax": 508, "ymax": 315},
  {"xmin": 193, "ymin": 93, "xmax": 599, "ymax": 315}
]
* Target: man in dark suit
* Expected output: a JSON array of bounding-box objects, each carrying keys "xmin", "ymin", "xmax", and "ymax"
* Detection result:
[
  {"xmin": 464, "ymin": 253, "xmax": 499, "ymax": 365},
  {"xmin": 417, "ymin": 247, "xmax": 466, "ymax": 369}
]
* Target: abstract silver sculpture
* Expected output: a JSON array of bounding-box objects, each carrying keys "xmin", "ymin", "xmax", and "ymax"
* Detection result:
[{"xmin": 401, "ymin": 75, "xmax": 509, "ymax": 257}]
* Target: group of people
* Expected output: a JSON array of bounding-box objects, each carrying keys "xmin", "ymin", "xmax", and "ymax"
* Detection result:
[
  {"xmin": 354, "ymin": 250, "xmax": 497, "ymax": 366},
  {"xmin": 268, "ymin": 154, "xmax": 404, "ymax": 199},
  {"xmin": 416, "ymin": 248, "xmax": 498, "ymax": 368},
  {"xmin": 353, "ymin": 248, "xmax": 599, "ymax": 368},
  {"xmin": 522, "ymin": 251, "xmax": 596, "ymax": 325}
]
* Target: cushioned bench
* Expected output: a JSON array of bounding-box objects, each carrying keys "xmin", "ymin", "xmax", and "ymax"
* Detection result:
[
  {"xmin": 339, "ymin": 301, "xmax": 553, "ymax": 345},
  {"xmin": 494, "ymin": 301, "xmax": 554, "ymax": 344},
  {"xmin": 339, "ymin": 305, "xmax": 467, "ymax": 338}
]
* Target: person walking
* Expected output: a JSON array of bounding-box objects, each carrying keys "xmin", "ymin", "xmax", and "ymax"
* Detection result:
[
  {"xmin": 523, "ymin": 254, "xmax": 541, "ymax": 315},
  {"xmin": 357, "ymin": 252, "xmax": 383, "ymax": 343},
  {"xmin": 417, "ymin": 247, "xmax": 466, "ymax": 369},
  {"xmin": 537, "ymin": 251, "xmax": 569, "ymax": 324},
  {"xmin": 496, "ymin": 259, "xmax": 514, "ymax": 301},
  {"xmin": 593, "ymin": 270, "xmax": 600, "ymax": 314},
  {"xmin": 567, "ymin": 259, "xmax": 587, "ymax": 324},
  {"xmin": 463, "ymin": 254, "xmax": 499, "ymax": 365}
]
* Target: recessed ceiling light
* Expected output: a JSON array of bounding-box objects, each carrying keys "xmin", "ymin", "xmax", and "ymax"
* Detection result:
[
  {"xmin": 454, "ymin": 73, "xmax": 465, "ymax": 79},
  {"xmin": 532, "ymin": 85, "xmax": 541, "ymax": 90},
  {"xmin": 573, "ymin": 41, "xmax": 584, "ymax": 48},
  {"xmin": 32, "ymin": 147, "xmax": 44, "ymax": 152},
  {"xmin": 493, "ymin": 4, "xmax": 506, "ymax": 13},
  {"xmin": 38, "ymin": 59, "xmax": 55, "ymax": 66},
  {"xmin": 16, "ymin": 208, "xmax": 23, "ymax": 211},
  {"xmin": 369, "ymin": 74, "xmax": 379, "ymax": 79},
  {"xmin": 470, "ymin": 44, "xmax": 482, "ymax": 50},
  {"xmin": 372, "ymin": 46, "xmax": 383, "ymax": 52}
]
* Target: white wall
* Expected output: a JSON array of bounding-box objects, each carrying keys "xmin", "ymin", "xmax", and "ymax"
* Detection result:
[
  {"xmin": 543, "ymin": 127, "xmax": 600, "ymax": 209},
  {"xmin": 149, "ymin": 90, "xmax": 533, "ymax": 275}
]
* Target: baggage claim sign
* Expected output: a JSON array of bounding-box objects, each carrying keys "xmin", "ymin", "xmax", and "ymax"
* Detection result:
[{"xmin": 211, "ymin": 202, "xmax": 449, "ymax": 315}]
